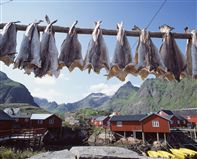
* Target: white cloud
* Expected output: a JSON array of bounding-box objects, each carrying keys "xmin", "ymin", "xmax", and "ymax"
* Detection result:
[
  {"xmin": 32, "ymin": 88, "xmax": 63, "ymax": 102},
  {"xmin": 34, "ymin": 76, "xmax": 56, "ymax": 85},
  {"xmin": 86, "ymin": 82, "xmax": 127, "ymax": 97},
  {"xmin": 59, "ymin": 73, "xmax": 69, "ymax": 81}
]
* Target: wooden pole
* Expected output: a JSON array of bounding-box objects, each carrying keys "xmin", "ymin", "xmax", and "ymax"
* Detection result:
[
  {"xmin": 0, "ymin": 23, "xmax": 192, "ymax": 39},
  {"xmin": 156, "ymin": 132, "xmax": 160, "ymax": 141},
  {"xmin": 142, "ymin": 132, "xmax": 145, "ymax": 144},
  {"xmin": 164, "ymin": 133, "xmax": 167, "ymax": 144}
]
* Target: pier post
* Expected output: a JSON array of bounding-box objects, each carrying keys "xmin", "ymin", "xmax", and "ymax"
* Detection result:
[
  {"xmin": 164, "ymin": 133, "xmax": 167, "ymax": 144},
  {"xmin": 133, "ymin": 131, "xmax": 136, "ymax": 139},
  {"xmin": 156, "ymin": 132, "xmax": 159, "ymax": 141},
  {"xmin": 142, "ymin": 132, "xmax": 145, "ymax": 144}
]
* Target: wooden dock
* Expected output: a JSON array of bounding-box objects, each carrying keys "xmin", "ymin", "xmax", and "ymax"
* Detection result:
[{"xmin": 0, "ymin": 128, "xmax": 48, "ymax": 146}]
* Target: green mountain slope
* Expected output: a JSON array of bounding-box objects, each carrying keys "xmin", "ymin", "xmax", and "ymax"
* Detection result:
[
  {"xmin": 0, "ymin": 71, "xmax": 38, "ymax": 106},
  {"xmin": 101, "ymin": 78, "xmax": 197, "ymax": 114}
]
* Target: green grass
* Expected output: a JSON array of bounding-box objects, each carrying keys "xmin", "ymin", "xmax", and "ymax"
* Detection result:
[{"xmin": 0, "ymin": 148, "xmax": 40, "ymax": 159}]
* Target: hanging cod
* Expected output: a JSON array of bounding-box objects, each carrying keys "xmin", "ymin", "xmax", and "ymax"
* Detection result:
[
  {"xmin": 14, "ymin": 20, "xmax": 42, "ymax": 74},
  {"xmin": 132, "ymin": 26, "xmax": 167, "ymax": 80},
  {"xmin": 34, "ymin": 15, "xmax": 60, "ymax": 78},
  {"xmin": 0, "ymin": 22, "xmax": 19, "ymax": 66},
  {"xmin": 159, "ymin": 25, "xmax": 186, "ymax": 81},
  {"xmin": 185, "ymin": 28, "xmax": 197, "ymax": 79},
  {"xmin": 108, "ymin": 22, "xmax": 132, "ymax": 81},
  {"xmin": 84, "ymin": 21, "xmax": 110, "ymax": 73},
  {"xmin": 58, "ymin": 20, "xmax": 83, "ymax": 71}
]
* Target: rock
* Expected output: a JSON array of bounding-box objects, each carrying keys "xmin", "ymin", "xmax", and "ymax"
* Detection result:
[
  {"xmin": 28, "ymin": 149, "xmax": 75, "ymax": 159},
  {"xmin": 127, "ymin": 137, "xmax": 141, "ymax": 145},
  {"xmin": 70, "ymin": 146, "xmax": 145, "ymax": 159}
]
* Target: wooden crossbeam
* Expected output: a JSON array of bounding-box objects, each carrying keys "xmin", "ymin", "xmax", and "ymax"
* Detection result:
[{"xmin": 0, "ymin": 23, "xmax": 192, "ymax": 39}]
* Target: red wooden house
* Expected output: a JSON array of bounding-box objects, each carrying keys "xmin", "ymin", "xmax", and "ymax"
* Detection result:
[
  {"xmin": 3, "ymin": 108, "xmax": 30, "ymax": 129},
  {"xmin": 173, "ymin": 108, "xmax": 197, "ymax": 126},
  {"xmin": 158, "ymin": 110, "xmax": 188, "ymax": 128},
  {"xmin": 30, "ymin": 114, "xmax": 62, "ymax": 129},
  {"xmin": 110, "ymin": 113, "xmax": 170, "ymax": 142},
  {"xmin": 91, "ymin": 116, "xmax": 110, "ymax": 128},
  {"xmin": 0, "ymin": 110, "xmax": 13, "ymax": 130}
]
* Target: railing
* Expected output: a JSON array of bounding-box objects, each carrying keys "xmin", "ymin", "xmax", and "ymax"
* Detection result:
[{"xmin": 0, "ymin": 128, "xmax": 47, "ymax": 141}]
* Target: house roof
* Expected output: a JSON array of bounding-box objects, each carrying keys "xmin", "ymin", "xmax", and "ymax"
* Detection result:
[
  {"xmin": 110, "ymin": 114, "xmax": 147, "ymax": 122},
  {"xmin": 0, "ymin": 110, "xmax": 13, "ymax": 120},
  {"xmin": 31, "ymin": 114, "xmax": 52, "ymax": 120},
  {"xmin": 160, "ymin": 109, "xmax": 174, "ymax": 115},
  {"xmin": 95, "ymin": 116, "xmax": 108, "ymax": 121},
  {"xmin": 4, "ymin": 108, "xmax": 20, "ymax": 116}
]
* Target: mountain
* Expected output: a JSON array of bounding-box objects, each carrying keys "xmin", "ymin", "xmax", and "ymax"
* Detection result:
[
  {"xmin": 35, "ymin": 78, "xmax": 197, "ymax": 115},
  {"xmin": 34, "ymin": 93, "xmax": 110, "ymax": 114},
  {"xmin": 0, "ymin": 71, "xmax": 38, "ymax": 106},
  {"xmin": 100, "ymin": 78, "xmax": 197, "ymax": 114}
]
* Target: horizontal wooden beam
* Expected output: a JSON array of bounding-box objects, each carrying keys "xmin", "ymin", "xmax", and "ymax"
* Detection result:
[{"xmin": 0, "ymin": 23, "xmax": 192, "ymax": 39}]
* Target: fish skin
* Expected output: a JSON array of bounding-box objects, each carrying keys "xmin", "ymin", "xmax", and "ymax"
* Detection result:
[
  {"xmin": 191, "ymin": 30, "xmax": 197, "ymax": 78},
  {"xmin": 14, "ymin": 22, "xmax": 41, "ymax": 74},
  {"xmin": 134, "ymin": 28, "xmax": 167, "ymax": 80},
  {"xmin": 34, "ymin": 20, "xmax": 59, "ymax": 78},
  {"xmin": 159, "ymin": 25, "xmax": 186, "ymax": 81},
  {"xmin": 84, "ymin": 21, "xmax": 110, "ymax": 74},
  {"xmin": 0, "ymin": 22, "xmax": 17, "ymax": 66},
  {"xmin": 58, "ymin": 21, "xmax": 83, "ymax": 72},
  {"xmin": 185, "ymin": 29, "xmax": 192, "ymax": 76},
  {"xmin": 108, "ymin": 22, "xmax": 132, "ymax": 81}
]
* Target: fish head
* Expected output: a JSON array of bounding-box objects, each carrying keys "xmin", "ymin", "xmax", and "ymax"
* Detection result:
[
  {"xmin": 159, "ymin": 25, "xmax": 174, "ymax": 33},
  {"xmin": 92, "ymin": 21, "xmax": 102, "ymax": 42},
  {"xmin": 117, "ymin": 22, "xmax": 125, "ymax": 46},
  {"xmin": 140, "ymin": 28, "xmax": 149, "ymax": 43},
  {"xmin": 68, "ymin": 20, "xmax": 78, "ymax": 35}
]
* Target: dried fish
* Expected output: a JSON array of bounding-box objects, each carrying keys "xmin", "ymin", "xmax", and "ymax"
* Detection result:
[
  {"xmin": 159, "ymin": 25, "xmax": 186, "ymax": 81},
  {"xmin": 59, "ymin": 20, "xmax": 83, "ymax": 71},
  {"xmin": 0, "ymin": 22, "xmax": 19, "ymax": 66},
  {"xmin": 84, "ymin": 21, "xmax": 110, "ymax": 73},
  {"xmin": 186, "ymin": 29, "xmax": 197, "ymax": 78},
  {"xmin": 34, "ymin": 16, "xmax": 59, "ymax": 78},
  {"xmin": 108, "ymin": 22, "xmax": 132, "ymax": 81},
  {"xmin": 14, "ymin": 21, "xmax": 42, "ymax": 74},
  {"xmin": 133, "ymin": 26, "xmax": 167, "ymax": 80}
]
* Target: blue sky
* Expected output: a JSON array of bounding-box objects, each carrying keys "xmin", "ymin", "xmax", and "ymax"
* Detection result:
[{"xmin": 0, "ymin": 0, "xmax": 196, "ymax": 104}]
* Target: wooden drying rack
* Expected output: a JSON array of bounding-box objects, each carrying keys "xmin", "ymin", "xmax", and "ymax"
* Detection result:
[{"xmin": 0, "ymin": 23, "xmax": 192, "ymax": 39}]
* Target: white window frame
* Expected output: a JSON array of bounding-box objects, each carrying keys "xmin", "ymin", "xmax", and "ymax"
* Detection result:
[
  {"xmin": 49, "ymin": 119, "xmax": 54, "ymax": 125},
  {"xmin": 38, "ymin": 120, "xmax": 43, "ymax": 124},
  {"xmin": 177, "ymin": 120, "xmax": 180, "ymax": 124},
  {"xmin": 170, "ymin": 120, "xmax": 174, "ymax": 125},
  {"xmin": 116, "ymin": 121, "xmax": 122, "ymax": 127},
  {"xmin": 152, "ymin": 120, "xmax": 159, "ymax": 127}
]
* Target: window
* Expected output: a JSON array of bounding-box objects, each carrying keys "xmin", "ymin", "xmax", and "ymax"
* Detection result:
[
  {"xmin": 152, "ymin": 120, "xmax": 159, "ymax": 127},
  {"xmin": 38, "ymin": 120, "xmax": 43, "ymax": 124},
  {"xmin": 117, "ymin": 121, "xmax": 122, "ymax": 127},
  {"xmin": 177, "ymin": 120, "xmax": 180, "ymax": 124},
  {"xmin": 170, "ymin": 120, "xmax": 174, "ymax": 125},
  {"xmin": 15, "ymin": 118, "xmax": 19, "ymax": 122},
  {"xmin": 49, "ymin": 119, "xmax": 54, "ymax": 125}
]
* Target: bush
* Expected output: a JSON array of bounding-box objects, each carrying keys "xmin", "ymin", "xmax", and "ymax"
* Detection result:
[{"xmin": 1, "ymin": 149, "xmax": 15, "ymax": 159}]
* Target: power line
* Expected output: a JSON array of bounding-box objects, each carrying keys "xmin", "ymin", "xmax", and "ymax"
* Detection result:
[
  {"xmin": 132, "ymin": 0, "xmax": 167, "ymax": 48},
  {"xmin": 146, "ymin": 0, "xmax": 167, "ymax": 29},
  {"xmin": 0, "ymin": 0, "xmax": 13, "ymax": 6}
]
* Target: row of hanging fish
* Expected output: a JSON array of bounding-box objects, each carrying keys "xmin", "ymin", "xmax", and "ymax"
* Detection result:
[{"xmin": 0, "ymin": 16, "xmax": 197, "ymax": 81}]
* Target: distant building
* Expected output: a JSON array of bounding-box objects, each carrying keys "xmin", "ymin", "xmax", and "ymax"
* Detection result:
[
  {"xmin": 4, "ymin": 108, "xmax": 30, "ymax": 129},
  {"xmin": 30, "ymin": 114, "xmax": 62, "ymax": 129},
  {"xmin": 173, "ymin": 108, "xmax": 197, "ymax": 125},
  {"xmin": 158, "ymin": 110, "xmax": 188, "ymax": 128},
  {"xmin": 91, "ymin": 116, "xmax": 110, "ymax": 128},
  {"xmin": 0, "ymin": 110, "xmax": 13, "ymax": 130}
]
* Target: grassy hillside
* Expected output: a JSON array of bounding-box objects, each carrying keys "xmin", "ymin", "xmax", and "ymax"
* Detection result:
[{"xmin": 100, "ymin": 78, "xmax": 197, "ymax": 114}]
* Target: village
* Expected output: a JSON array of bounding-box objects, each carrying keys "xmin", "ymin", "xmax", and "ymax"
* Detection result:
[{"xmin": 0, "ymin": 106, "xmax": 197, "ymax": 158}]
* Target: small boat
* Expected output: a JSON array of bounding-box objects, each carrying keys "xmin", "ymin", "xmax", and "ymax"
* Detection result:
[
  {"xmin": 170, "ymin": 149, "xmax": 187, "ymax": 159},
  {"xmin": 157, "ymin": 150, "xmax": 176, "ymax": 158},
  {"xmin": 179, "ymin": 148, "xmax": 197, "ymax": 157},
  {"xmin": 147, "ymin": 150, "xmax": 163, "ymax": 158}
]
